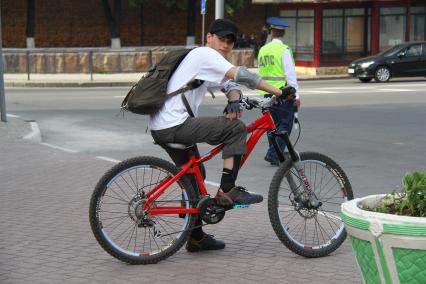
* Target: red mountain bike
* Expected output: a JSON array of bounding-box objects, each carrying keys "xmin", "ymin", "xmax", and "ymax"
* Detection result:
[{"xmin": 89, "ymin": 95, "xmax": 354, "ymax": 264}]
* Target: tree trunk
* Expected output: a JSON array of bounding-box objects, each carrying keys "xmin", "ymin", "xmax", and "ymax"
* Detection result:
[
  {"xmin": 112, "ymin": 0, "xmax": 121, "ymax": 38},
  {"xmin": 140, "ymin": 3, "xmax": 144, "ymax": 46},
  {"xmin": 101, "ymin": 0, "xmax": 121, "ymax": 47},
  {"xmin": 186, "ymin": 0, "xmax": 196, "ymax": 45},
  {"xmin": 26, "ymin": 0, "xmax": 35, "ymax": 48}
]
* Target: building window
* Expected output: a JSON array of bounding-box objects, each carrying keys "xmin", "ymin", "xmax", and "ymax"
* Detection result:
[
  {"xmin": 411, "ymin": 6, "xmax": 426, "ymax": 41},
  {"xmin": 280, "ymin": 9, "xmax": 314, "ymax": 62},
  {"xmin": 322, "ymin": 8, "xmax": 370, "ymax": 63},
  {"xmin": 380, "ymin": 7, "xmax": 406, "ymax": 51}
]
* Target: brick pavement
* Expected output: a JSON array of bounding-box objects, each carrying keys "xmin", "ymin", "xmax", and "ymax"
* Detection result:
[{"xmin": 0, "ymin": 116, "xmax": 361, "ymax": 284}]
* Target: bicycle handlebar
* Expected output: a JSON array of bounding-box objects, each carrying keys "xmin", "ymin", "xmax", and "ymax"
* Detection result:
[
  {"xmin": 240, "ymin": 94, "xmax": 296, "ymax": 110},
  {"xmin": 240, "ymin": 96, "xmax": 275, "ymax": 109}
]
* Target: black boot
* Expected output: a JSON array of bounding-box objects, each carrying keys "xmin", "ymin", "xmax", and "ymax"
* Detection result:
[{"xmin": 186, "ymin": 234, "xmax": 226, "ymax": 252}]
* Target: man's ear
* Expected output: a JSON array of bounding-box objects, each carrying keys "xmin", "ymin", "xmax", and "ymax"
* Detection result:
[{"xmin": 206, "ymin": 33, "xmax": 214, "ymax": 44}]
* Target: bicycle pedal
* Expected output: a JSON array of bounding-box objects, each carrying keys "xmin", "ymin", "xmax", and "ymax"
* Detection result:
[
  {"xmin": 213, "ymin": 207, "xmax": 226, "ymax": 213},
  {"xmin": 232, "ymin": 204, "xmax": 251, "ymax": 209}
]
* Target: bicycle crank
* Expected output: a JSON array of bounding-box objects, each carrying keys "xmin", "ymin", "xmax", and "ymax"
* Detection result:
[{"xmin": 197, "ymin": 196, "xmax": 226, "ymax": 224}]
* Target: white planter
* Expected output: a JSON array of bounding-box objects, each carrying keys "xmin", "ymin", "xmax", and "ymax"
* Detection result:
[{"xmin": 341, "ymin": 194, "xmax": 426, "ymax": 284}]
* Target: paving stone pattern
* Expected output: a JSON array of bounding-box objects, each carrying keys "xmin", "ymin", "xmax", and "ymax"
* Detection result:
[{"xmin": 0, "ymin": 117, "xmax": 361, "ymax": 284}]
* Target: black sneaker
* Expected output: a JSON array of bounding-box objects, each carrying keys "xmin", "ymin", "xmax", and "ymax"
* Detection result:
[
  {"xmin": 264, "ymin": 155, "xmax": 279, "ymax": 166},
  {"xmin": 186, "ymin": 234, "xmax": 225, "ymax": 252},
  {"xmin": 216, "ymin": 186, "xmax": 263, "ymax": 206}
]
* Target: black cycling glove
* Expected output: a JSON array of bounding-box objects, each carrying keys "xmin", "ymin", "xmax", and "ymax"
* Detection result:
[
  {"xmin": 223, "ymin": 100, "xmax": 241, "ymax": 114},
  {"xmin": 280, "ymin": 86, "xmax": 296, "ymax": 100}
]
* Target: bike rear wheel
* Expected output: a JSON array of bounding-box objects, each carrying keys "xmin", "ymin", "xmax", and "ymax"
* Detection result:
[
  {"xmin": 268, "ymin": 152, "xmax": 353, "ymax": 257},
  {"xmin": 89, "ymin": 156, "xmax": 197, "ymax": 264}
]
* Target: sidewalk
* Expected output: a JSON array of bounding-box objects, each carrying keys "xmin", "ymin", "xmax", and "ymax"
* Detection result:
[
  {"xmin": 0, "ymin": 116, "xmax": 360, "ymax": 284},
  {"xmin": 4, "ymin": 71, "xmax": 350, "ymax": 88}
]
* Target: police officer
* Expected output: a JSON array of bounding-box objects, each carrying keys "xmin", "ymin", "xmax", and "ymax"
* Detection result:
[{"xmin": 258, "ymin": 17, "xmax": 300, "ymax": 166}]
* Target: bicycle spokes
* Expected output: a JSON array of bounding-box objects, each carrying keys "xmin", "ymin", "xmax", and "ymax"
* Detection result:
[
  {"xmin": 269, "ymin": 152, "xmax": 352, "ymax": 257},
  {"xmin": 282, "ymin": 166, "xmax": 345, "ymax": 247},
  {"xmin": 91, "ymin": 159, "xmax": 197, "ymax": 262}
]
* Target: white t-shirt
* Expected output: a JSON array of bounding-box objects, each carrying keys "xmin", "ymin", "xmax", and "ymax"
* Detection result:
[{"xmin": 149, "ymin": 47, "xmax": 234, "ymax": 130}]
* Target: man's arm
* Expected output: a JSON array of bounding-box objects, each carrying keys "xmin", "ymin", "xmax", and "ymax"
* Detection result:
[
  {"xmin": 282, "ymin": 49, "xmax": 299, "ymax": 98},
  {"xmin": 282, "ymin": 48, "xmax": 300, "ymax": 108},
  {"xmin": 224, "ymin": 67, "xmax": 283, "ymax": 97}
]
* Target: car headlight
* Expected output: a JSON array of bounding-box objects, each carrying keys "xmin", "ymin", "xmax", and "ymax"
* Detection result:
[{"xmin": 360, "ymin": 61, "xmax": 374, "ymax": 68}]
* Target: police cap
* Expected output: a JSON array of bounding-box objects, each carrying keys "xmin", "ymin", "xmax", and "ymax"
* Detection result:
[{"xmin": 266, "ymin": 17, "xmax": 289, "ymax": 30}]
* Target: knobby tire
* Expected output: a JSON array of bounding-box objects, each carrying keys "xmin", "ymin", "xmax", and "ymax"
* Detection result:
[
  {"xmin": 268, "ymin": 152, "xmax": 354, "ymax": 258},
  {"xmin": 89, "ymin": 156, "xmax": 197, "ymax": 264}
]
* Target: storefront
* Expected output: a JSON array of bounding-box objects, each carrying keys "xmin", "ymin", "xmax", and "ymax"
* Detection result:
[{"xmin": 254, "ymin": 0, "xmax": 426, "ymax": 68}]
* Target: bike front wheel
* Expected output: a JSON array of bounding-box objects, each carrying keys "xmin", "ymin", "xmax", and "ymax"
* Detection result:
[
  {"xmin": 268, "ymin": 152, "xmax": 353, "ymax": 258},
  {"xmin": 89, "ymin": 156, "xmax": 197, "ymax": 264}
]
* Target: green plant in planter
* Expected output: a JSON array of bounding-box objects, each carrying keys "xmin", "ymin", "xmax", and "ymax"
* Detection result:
[
  {"xmin": 370, "ymin": 171, "xmax": 426, "ymax": 217},
  {"xmin": 342, "ymin": 171, "xmax": 426, "ymax": 284}
]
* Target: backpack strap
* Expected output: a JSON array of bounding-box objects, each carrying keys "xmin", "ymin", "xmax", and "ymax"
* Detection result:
[
  {"xmin": 181, "ymin": 95, "xmax": 195, "ymax": 118},
  {"xmin": 167, "ymin": 79, "xmax": 204, "ymax": 117},
  {"xmin": 165, "ymin": 79, "xmax": 204, "ymax": 98}
]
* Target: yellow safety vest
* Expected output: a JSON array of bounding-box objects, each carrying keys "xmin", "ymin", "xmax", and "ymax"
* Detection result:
[{"xmin": 257, "ymin": 41, "xmax": 293, "ymax": 94}]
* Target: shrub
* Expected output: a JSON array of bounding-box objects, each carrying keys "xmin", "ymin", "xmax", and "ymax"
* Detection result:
[{"xmin": 369, "ymin": 171, "xmax": 426, "ymax": 217}]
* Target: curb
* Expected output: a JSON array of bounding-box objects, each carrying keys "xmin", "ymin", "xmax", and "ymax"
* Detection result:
[
  {"xmin": 5, "ymin": 75, "xmax": 351, "ymax": 88},
  {"xmin": 2, "ymin": 114, "xmax": 43, "ymax": 143}
]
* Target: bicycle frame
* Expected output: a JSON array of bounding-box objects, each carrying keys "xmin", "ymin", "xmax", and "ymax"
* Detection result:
[{"xmin": 144, "ymin": 110, "xmax": 277, "ymax": 216}]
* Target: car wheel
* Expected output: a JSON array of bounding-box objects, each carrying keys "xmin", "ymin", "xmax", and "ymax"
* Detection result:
[
  {"xmin": 359, "ymin": 78, "xmax": 373, "ymax": 83},
  {"xmin": 374, "ymin": 66, "xmax": 391, "ymax": 82}
]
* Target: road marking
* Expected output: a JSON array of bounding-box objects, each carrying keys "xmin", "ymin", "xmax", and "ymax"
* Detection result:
[
  {"xmin": 96, "ymin": 156, "xmax": 121, "ymax": 163},
  {"xmin": 381, "ymin": 83, "xmax": 426, "ymax": 87},
  {"xmin": 205, "ymin": 180, "xmax": 220, "ymax": 187},
  {"xmin": 41, "ymin": 143, "xmax": 79, "ymax": 153},
  {"xmin": 376, "ymin": 88, "xmax": 413, "ymax": 92},
  {"xmin": 303, "ymin": 90, "xmax": 338, "ymax": 94},
  {"xmin": 319, "ymin": 86, "xmax": 374, "ymax": 90},
  {"xmin": 302, "ymin": 88, "xmax": 418, "ymax": 94}
]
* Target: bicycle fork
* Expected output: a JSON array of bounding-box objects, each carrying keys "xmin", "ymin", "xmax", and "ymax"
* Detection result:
[{"xmin": 269, "ymin": 130, "xmax": 321, "ymax": 209}]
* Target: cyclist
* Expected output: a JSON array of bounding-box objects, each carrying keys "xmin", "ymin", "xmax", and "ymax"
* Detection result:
[
  {"xmin": 258, "ymin": 17, "xmax": 301, "ymax": 166},
  {"xmin": 149, "ymin": 19, "xmax": 292, "ymax": 252}
]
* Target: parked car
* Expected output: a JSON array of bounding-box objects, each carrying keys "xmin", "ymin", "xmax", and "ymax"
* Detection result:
[{"xmin": 348, "ymin": 41, "xmax": 426, "ymax": 82}]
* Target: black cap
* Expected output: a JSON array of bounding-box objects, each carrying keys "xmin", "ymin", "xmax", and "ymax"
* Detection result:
[{"xmin": 209, "ymin": 19, "xmax": 238, "ymax": 42}]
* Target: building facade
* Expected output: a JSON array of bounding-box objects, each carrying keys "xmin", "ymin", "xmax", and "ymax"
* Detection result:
[
  {"xmin": 258, "ymin": 0, "xmax": 426, "ymax": 69},
  {"xmin": 1, "ymin": 0, "xmax": 425, "ymax": 71}
]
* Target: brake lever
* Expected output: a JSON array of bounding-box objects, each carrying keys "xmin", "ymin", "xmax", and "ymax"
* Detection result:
[
  {"xmin": 240, "ymin": 98, "xmax": 253, "ymax": 110},
  {"xmin": 254, "ymin": 96, "xmax": 277, "ymax": 108}
]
